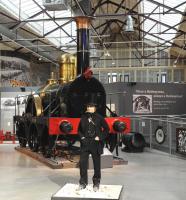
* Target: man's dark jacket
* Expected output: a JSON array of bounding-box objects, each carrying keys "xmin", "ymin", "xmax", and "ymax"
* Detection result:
[{"xmin": 78, "ymin": 112, "xmax": 109, "ymax": 154}]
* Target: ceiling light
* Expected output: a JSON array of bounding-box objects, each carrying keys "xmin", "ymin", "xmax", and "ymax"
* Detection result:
[
  {"xmin": 125, "ymin": 15, "xmax": 134, "ymax": 32},
  {"xmin": 104, "ymin": 51, "xmax": 111, "ymax": 56}
]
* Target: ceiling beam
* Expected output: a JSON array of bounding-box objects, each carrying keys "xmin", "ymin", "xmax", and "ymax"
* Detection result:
[
  {"xmin": 145, "ymin": 0, "xmax": 184, "ymax": 15},
  {"xmin": 44, "ymin": 19, "xmax": 73, "ymax": 37},
  {"xmin": 9, "ymin": 9, "xmax": 44, "ymax": 30},
  {"xmin": 91, "ymin": 0, "xmax": 105, "ymax": 15},
  {"xmin": 32, "ymin": 0, "xmax": 76, "ymax": 43},
  {"xmin": 145, "ymin": 46, "xmax": 170, "ymax": 58},
  {"xmin": 139, "ymin": 27, "xmax": 183, "ymax": 49},
  {"xmin": 95, "ymin": 21, "xmax": 108, "ymax": 30},
  {"xmin": 0, "ymin": 12, "xmax": 17, "ymax": 22},
  {"xmin": 108, "ymin": 0, "xmax": 138, "ymax": 15},
  {"xmin": 14, "ymin": 46, "xmax": 24, "ymax": 52},
  {"xmin": 137, "ymin": 5, "xmax": 159, "ymax": 29},
  {"xmin": 161, "ymin": 19, "xmax": 186, "ymax": 34},
  {"xmin": 141, "ymin": 14, "xmax": 185, "ymax": 35},
  {"xmin": 74, "ymin": 0, "xmax": 107, "ymax": 49},
  {"xmin": 164, "ymin": 1, "xmax": 186, "ymax": 14},
  {"xmin": 142, "ymin": 22, "xmax": 158, "ymax": 39},
  {"xmin": 114, "ymin": 0, "xmax": 126, "ymax": 13}
]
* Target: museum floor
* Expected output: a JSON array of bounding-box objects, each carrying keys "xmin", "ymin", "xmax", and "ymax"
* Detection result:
[{"xmin": 0, "ymin": 144, "xmax": 186, "ymax": 200}]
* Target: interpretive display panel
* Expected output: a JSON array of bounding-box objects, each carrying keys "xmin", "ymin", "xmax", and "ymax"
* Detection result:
[{"xmin": 105, "ymin": 82, "xmax": 186, "ymax": 115}]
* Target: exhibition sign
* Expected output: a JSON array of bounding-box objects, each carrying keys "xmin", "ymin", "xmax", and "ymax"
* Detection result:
[{"xmin": 105, "ymin": 82, "xmax": 186, "ymax": 115}]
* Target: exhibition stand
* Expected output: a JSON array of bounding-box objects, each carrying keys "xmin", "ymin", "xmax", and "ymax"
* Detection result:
[{"xmin": 52, "ymin": 183, "xmax": 123, "ymax": 200}]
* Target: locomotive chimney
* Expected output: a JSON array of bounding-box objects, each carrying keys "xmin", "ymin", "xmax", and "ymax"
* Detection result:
[{"xmin": 75, "ymin": 16, "xmax": 92, "ymax": 75}]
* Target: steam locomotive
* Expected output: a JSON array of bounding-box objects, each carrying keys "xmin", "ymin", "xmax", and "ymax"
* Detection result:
[{"xmin": 14, "ymin": 17, "xmax": 130, "ymax": 157}]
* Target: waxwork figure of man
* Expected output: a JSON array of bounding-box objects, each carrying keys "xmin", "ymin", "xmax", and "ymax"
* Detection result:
[{"xmin": 78, "ymin": 103, "xmax": 109, "ymax": 192}]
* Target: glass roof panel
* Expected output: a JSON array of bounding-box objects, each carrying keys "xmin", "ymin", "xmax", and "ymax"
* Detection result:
[
  {"xmin": 1, "ymin": 0, "xmax": 185, "ymax": 48},
  {"xmin": 0, "ymin": 0, "xmax": 76, "ymax": 48},
  {"xmin": 142, "ymin": 0, "xmax": 186, "ymax": 45}
]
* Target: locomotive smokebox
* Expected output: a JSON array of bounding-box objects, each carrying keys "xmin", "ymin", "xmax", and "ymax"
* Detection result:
[
  {"xmin": 113, "ymin": 120, "xmax": 126, "ymax": 132},
  {"xmin": 75, "ymin": 16, "xmax": 92, "ymax": 75}
]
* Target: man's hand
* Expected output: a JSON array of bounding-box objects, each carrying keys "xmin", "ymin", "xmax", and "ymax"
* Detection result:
[
  {"xmin": 95, "ymin": 136, "xmax": 99, "ymax": 141},
  {"xmin": 81, "ymin": 137, "xmax": 88, "ymax": 145}
]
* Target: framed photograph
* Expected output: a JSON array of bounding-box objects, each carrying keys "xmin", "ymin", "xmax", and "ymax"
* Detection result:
[
  {"xmin": 176, "ymin": 128, "xmax": 186, "ymax": 155},
  {"xmin": 133, "ymin": 95, "xmax": 152, "ymax": 114},
  {"xmin": 155, "ymin": 127, "xmax": 165, "ymax": 144}
]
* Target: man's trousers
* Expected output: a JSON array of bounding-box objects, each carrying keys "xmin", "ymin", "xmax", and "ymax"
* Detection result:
[{"xmin": 79, "ymin": 144, "xmax": 101, "ymax": 185}]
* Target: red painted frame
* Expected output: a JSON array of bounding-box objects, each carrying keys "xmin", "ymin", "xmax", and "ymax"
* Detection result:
[{"xmin": 49, "ymin": 117, "xmax": 130, "ymax": 135}]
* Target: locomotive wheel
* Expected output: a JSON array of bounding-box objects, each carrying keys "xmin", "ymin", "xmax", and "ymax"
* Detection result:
[
  {"xmin": 122, "ymin": 132, "xmax": 145, "ymax": 153},
  {"xmin": 20, "ymin": 135, "xmax": 27, "ymax": 148},
  {"xmin": 40, "ymin": 126, "xmax": 49, "ymax": 156},
  {"xmin": 45, "ymin": 135, "xmax": 57, "ymax": 158},
  {"xmin": 16, "ymin": 122, "xmax": 27, "ymax": 147},
  {"xmin": 28, "ymin": 125, "xmax": 39, "ymax": 152},
  {"xmin": 67, "ymin": 139, "xmax": 76, "ymax": 148},
  {"xmin": 107, "ymin": 134, "xmax": 117, "ymax": 152}
]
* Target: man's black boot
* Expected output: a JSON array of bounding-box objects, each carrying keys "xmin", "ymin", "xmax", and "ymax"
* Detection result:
[
  {"xmin": 77, "ymin": 183, "xmax": 86, "ymax": 191},
  {"xmin": 93, "ymin": 183, "xmax": 99, "ymax": 192}
]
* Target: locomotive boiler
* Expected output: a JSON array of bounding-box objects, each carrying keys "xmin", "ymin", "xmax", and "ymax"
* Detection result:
[{"xmin": 14, "ymin": 16, "xmax": 131, "ymax": 157}]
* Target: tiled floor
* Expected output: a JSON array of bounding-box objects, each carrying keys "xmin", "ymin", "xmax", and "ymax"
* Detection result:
[{"xmin": 0, "ymin": 144, "xmax": 186, "ymax": 200}]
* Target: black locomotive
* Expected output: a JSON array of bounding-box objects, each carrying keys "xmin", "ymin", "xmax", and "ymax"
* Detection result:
[{"xmin": 14, "ymin": 17, "xmax": 130, "ymax": 157}]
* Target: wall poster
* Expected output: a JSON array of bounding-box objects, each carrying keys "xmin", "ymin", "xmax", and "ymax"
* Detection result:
[
  {"xmin": 176, "ymin": 128, "xmax": 186, "ymax": 155},
  {"xmin": 0, "ymin": 56, "xmax": 30, "ymax": 87},
  {"xmin": 0, "ymin": 92, "xmax": 29, "ymax": 132}
]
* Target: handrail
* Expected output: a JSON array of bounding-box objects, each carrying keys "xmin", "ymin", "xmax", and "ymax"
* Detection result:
[{"xmin": 127, "ymin": 115, "xmax": 186, "ymax": 125}]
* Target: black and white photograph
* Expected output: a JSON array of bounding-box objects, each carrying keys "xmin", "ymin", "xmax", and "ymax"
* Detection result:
[
  {"xmin": 133, "ymin": 95, "xmax": 152, "ymax": 114},
  {"xmin": 1, "ymin": 98, "xmax": 16, "ymax": 109},
  {"xmin": 0, "ymin": 56, "xmax": 30, "ymax": 87},
  {"xmin": 176, "ymin": 128, "xmax": 186, "ymax": 155},
  {"xmin": 1, "ymin": 92, "xmax": 29, "ymax": 133}
]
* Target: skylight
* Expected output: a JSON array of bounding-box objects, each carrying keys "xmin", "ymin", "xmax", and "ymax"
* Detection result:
[
  {"xmin": 142, "ymin": 0, "xmax": 186, "ymax": 45},
  {"xmin": 0, "ymin": 0, "xmax": 77, "ymax": 48}
]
